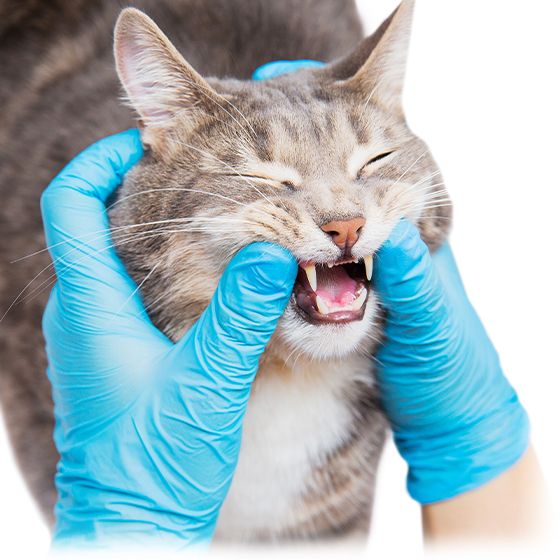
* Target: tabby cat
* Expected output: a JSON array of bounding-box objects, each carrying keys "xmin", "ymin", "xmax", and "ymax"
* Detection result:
[{"xmin": 0, "ymin": 0, "xmax": 451, "ymax": 542}]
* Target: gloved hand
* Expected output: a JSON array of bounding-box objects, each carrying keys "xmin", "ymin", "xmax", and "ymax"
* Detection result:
[
  {"xmin": 41, "ymin": 129, "xmax": 297, "ymax": 549},
  {"xmin": 254, "ymin": 58, "xmax": 530, "ymax": 505},
  {"xmin": 374, "ymin": 219, "xmax": 529, "ymax": 503}
]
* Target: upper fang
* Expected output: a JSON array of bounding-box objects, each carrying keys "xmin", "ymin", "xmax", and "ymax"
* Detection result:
[
  {"xmin": 364, "ymin": 255, "xmax": 373, "ymax": 281},
  {"xmin": 303, "ymin": 265, "xmax": 317, "ymax": 291}
]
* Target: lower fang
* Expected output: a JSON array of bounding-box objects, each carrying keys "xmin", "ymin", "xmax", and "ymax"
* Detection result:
[
  {"xmin": 352, "ymin": 289, "xmax": 367, "ymax": 310},
  {"xmin": 315, "ymin": 295, "xmax": 330, "ymax": 315}
]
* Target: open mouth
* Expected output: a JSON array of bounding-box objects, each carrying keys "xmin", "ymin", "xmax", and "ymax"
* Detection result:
[{"xmin": 293, "ymin": 256, "xmax": 372, "ymax": 324}]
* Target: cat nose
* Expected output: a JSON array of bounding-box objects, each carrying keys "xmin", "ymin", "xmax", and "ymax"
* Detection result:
[{"xmin": 320, "ymin": 217, "xmax": 365, "ymax": 250}]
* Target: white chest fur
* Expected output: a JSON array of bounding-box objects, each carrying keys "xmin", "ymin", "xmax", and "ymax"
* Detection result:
[{"xmin": 215, "ymin": 355, "xmax": 373, "ymax": 539}]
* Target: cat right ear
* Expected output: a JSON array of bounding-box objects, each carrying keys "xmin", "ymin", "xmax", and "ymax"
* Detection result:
[
  {"xmin": 322, "ymin": 0, "xmax": 415, "ymax": 116},
  {"xmin": 114, "ymin": 8, "xmax": 224, "ymax": 158}
]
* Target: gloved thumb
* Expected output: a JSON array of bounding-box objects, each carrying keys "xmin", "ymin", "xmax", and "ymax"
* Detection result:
[
  {"xmin": 173, "ymin": 242, "xmax": 297, "ymax": 385},
  {"xmin": 373, "ymin": 219, "xmax": 445, "ymax": 324}
]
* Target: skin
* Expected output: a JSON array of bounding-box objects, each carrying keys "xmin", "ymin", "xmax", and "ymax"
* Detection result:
[{"xmin": 422, "ymin": 447, "xmax": 546, "ymax": 542}]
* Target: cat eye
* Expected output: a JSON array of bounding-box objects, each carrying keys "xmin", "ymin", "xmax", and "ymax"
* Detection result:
[
  {"xmin": 228, "ymin": 173, "xmax": 297, "ymax": 191},
  {"xmin": 281, "ymin": 180, "xmax": 296, "ymax": 191},
  {"xmin": 366, "ymin": 151, "xmax": 395, "ymax": 166},
  {"xmin": 358, "ymin": 150, "xmax": 396, "ymax": 179}
]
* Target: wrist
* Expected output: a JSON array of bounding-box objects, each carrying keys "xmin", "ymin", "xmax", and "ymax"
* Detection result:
[{"xmin": 394, "ymin": 379, "xmax": 530, "ymax": 504}]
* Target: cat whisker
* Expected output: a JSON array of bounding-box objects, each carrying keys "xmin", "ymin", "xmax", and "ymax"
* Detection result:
[
  {"xmin": 2, "ymin": 218, "xmax": 256, "ymax": 320},
  {"xmin": 421, "ymin": 193, "xmax": 451, "ymax": 204},
  {"xmin": 10, "ymin": 210, "xmax": 259, "ymax": 265},
  {"xmin": 388, "ymin": 150, "xmax": 431, "ymax": 190},
  {"xmin": 284, "ymin": 342, "xmax": 304, "ymax": 367},
  {"xmin": 107, "ymin": 188, "xmax": 236, "ymax": 212},
  {"xmin": 181, "ymin": 74, "xmax": 258, "ymax": 141},
  {"xmin": 409, "ymin": 182, "xmax": 447, "ymax": 196},
  {"xmin": 385, "ymin": 184, "xmax": 448, "ymax": 208},
  {"xmin": 399, "ymin": 201, "xmax": 453, "ymax": 215},
  {"xmin": 393, "ymin": 170, "xmax": 443, "ymax": 196},
  {"xmin": 116, "ymin": 186, "xmax": 249, "ymax": 210},
  {"xmin": 385, "ymin": 177, "xmax": 448, "ymax": 215},
  {"xmin": 141, "ymin": 290, "xmax": 172, "ymax": 316},
  {"xmin": 290, "ymin": 347, "xmax": 306, "ymax": 370},
  {"xmin": 109, "ymin": 185, "xmax": 279, "ymax": 225},
  {"xmin": 108, "ymin": 261, "xmax": 160, "ymax": 322},
  {"xmin": 420, "ymin": 202, "xmax": 453, "ymax": 210},
  {"xmin": 11, "ymin": 226, "xmax": 249, "ymax": 313},
  {"xmin": 401, "ymin": 194, "xmax": 453, "ymax": 207},
  {"xmin": 418, "ymin": 215, "xmax": 453, "ymax": 220}
]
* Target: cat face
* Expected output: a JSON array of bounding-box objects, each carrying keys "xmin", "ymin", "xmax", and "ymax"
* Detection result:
[{"xmin": 111, "ymin": 1, "xmax": 451, "ymax": 363}]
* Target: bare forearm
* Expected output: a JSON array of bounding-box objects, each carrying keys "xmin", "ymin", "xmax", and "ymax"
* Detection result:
[{"xmin": 421, "ymin": 445, "xmax": 546, "ymax": 542}]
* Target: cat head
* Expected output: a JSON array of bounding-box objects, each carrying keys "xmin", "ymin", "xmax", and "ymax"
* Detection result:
[{"xmin": 112, "ymin": 0, "xmax": 451, "ymax": 363}]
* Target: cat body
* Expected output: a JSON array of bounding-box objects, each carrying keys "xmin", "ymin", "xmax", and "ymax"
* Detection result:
[
  {"xmin": 216, "ymin": 356, "xmax": 384, "ymax": 539},
  {"xmin": 0, "ymin": 0, "xmax": 450, "ymax": 542}
]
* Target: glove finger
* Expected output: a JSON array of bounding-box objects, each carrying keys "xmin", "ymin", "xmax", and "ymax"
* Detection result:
[
  {"xmin": 373, "ymin": 218, "xmax": 443, "ymax": 321},
  {"xmin": 141, "ymin": 243, "xmax": 295, "ymax": 510},
  {"xmin": 252, "ymin": 59, "xmax": 326, "ymax": 80},
  {"xmin": 40, "ymin": 130, "xmax": 150, "ymax": 324},
  {"xmin": 172, "ymin": 242, "xmax": 297, "ymax": 392}
]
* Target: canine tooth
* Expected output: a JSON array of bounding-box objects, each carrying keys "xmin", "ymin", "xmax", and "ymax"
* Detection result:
[
  {"xmin": 328, "ymin": 263, "xmax": 333, "ymax": 269},
  {"xmin": 315, "ymin": 295, "xmax": 330, "ymax": 315},
  {"xmin": 364, "ymin": 255, "xmax": 373, "ymax": 281},
  {"xmin": 352, "ymin": 289, "xmax": 368, "ymax": 310},
  {"xmin": 304, "ymin": 265, "xmax": 317, "ymax": 291}
]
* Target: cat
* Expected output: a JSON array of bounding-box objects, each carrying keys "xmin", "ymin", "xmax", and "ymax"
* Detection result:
[{"xmin": 0, "ymin": 0, "xmax": 451, "ymax": 543}]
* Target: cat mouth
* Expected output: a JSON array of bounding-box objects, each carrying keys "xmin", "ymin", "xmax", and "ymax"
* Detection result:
[{"xmin": 293, "ymin": 257, "xmax": 372, "ymax": 324}]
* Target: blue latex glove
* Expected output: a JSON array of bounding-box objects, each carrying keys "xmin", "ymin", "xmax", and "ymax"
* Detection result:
[
  {"xmin": 256, "ymin": 60, "xmax": 529, "ymax": 504},
  {"xmin": 374, "ymin": 220, "xmax": 529, "ymax": 503},
  {"xmin": 41, "ymin": 129, "xmax": 297, "ymax": 549},
  {"xmin": 252, "ymin": 59, "xmax": 325, "ymax": 80}
]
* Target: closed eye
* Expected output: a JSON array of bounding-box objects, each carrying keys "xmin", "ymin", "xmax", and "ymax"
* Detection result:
[
  {"xmin": 226, "ymin": 173, "xmax": 297, "ymax": 190},
  {"xmin": 358, "ymin": 150, "xmax": 396, "ymax": 178},
  {"xmin": 367, "ymin": 151, "xmax": 394, "ymax": 165}
]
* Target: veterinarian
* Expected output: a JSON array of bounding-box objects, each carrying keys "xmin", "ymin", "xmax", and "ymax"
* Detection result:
[{"xmin": 41, "ymin": 62, "xmax": 543, "ymax": 550}]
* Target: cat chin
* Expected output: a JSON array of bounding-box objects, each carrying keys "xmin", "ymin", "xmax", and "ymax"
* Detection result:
[{"xmin": 276, "ymin": 293, "xmax": 379, "ymax": 363}]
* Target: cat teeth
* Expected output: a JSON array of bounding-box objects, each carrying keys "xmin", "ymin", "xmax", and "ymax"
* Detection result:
[
  {"xmin": 352, "ymin": 288, "xmax": 368, "ymax": 310},
  {"xmin": 364, "ymin": 255, "xmax": 373, "ymax": 281},
  {"xmin": 315, "ymin": 295, "xmax": 330, "ymax": 315},
  {"xmin": 315, "ymin": 288, "xmax": 368, "ymax": 316},
  {"xmin": 303, "ymin": 265, "xmax": 317, "ymax": 291},
  {"xmin": 302, "ymin": 257, "xmax": 372, "ymax": 290}
]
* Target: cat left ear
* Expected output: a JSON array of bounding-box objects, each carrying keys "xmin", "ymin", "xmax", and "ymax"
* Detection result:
[
  {"xmin": 114, "ymin": 8, "xmax": 226, "ymax": 157},
  {"xmin": 325, "ymin": 0, "xmax": 415, "ymax": 115}
]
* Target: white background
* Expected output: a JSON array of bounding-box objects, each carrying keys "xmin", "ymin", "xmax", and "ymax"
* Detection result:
[{"xmin": 0, "ymin": 0, "xmax": 559, "ymax": 557}]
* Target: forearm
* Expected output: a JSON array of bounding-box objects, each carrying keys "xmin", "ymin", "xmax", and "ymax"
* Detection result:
[{"xmin": 421, "ymin": 445, "xmax": 546, "ymax": 541}]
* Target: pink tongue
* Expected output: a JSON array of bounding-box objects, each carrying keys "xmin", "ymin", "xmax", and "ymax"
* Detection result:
[{"xmin": 315, "ymin": 266, "xmax": 358, "ymax": 307}]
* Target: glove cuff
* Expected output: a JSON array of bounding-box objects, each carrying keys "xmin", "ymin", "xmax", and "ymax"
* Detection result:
[{"xmin": 401, "ymin": 393, "xmax": 530, "ymax": 504}]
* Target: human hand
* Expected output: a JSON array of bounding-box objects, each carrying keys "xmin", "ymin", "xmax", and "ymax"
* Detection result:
[
  {"xmin": 254, "ymin": 57, "xmax": 530, "ymax": 507},
  {"xmin": 373, "ymin": 219, "xmax": 529, "ymax": 503},
  {"xmin": 41, "ymin": 129, "xmax": 297, "ymax": 549}
]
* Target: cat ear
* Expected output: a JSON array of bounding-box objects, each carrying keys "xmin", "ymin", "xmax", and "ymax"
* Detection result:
[
  {"xmin": 114, "ymin": 8, "xmax": 224, "ymax": 155},
  {"xmin": 326, "ymin": 0, "xmax": 415, "ymax": 115}
]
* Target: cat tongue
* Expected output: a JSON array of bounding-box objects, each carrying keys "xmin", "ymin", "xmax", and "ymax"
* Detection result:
[{"xmin": 315, "ymin": 266, "xmax": 358, "ymax": 307}]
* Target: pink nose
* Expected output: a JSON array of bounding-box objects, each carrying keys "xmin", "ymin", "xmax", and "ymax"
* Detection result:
[{"xmin": 320, "ymin": 217, "xmax": 365, "ymax": 250}]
